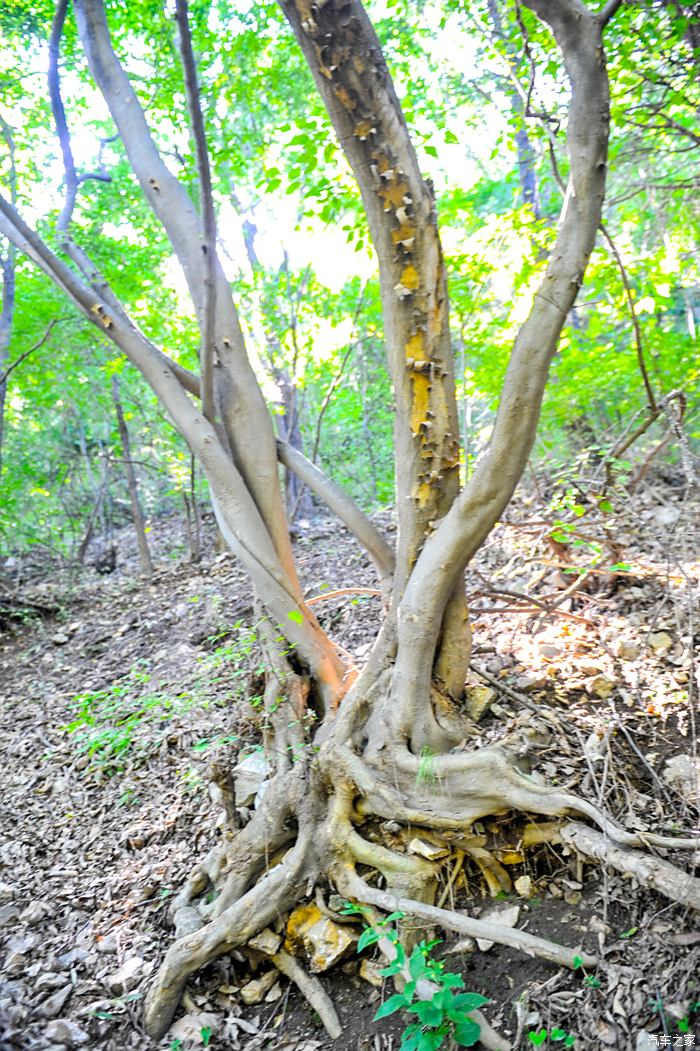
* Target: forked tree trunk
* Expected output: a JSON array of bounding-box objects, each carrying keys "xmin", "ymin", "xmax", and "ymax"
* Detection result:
[{"xmin": 2, "ymin": 0, "xmax": 699, "ymax": 1045}]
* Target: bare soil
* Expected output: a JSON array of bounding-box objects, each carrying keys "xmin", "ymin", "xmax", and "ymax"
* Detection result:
[{"xmin": 1, "ymin": 476, "xmax": 698, "ymax": 1051}]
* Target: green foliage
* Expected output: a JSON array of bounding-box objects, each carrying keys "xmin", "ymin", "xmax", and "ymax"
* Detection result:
[
  {"xmin": 345, "ymin": 905, "xmax": 489, "ymax": 1050},
  {"xmin": 1, "ymin": 0, "xmax": 698, "ymax": 562},
  {"xmin": 528, "ymin": 1030, "xmax": 575, "ymax": 1048},
  {"xmin": 63, "ymin": 662, "xmax": 202, "ymax": 776}
]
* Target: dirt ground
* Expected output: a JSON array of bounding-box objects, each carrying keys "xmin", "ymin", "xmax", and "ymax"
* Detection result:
[{"xmin": 1, "ymin": 474, "xmax": 699, "ymax": 1051}]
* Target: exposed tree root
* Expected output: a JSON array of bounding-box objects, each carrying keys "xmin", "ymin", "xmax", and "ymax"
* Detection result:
[
  {"xmin": 334, "ymin": 867, "xmax": 597, "ymax": 970},
  {"xmin": 264, "ymin": 948, "xmax": 342, "ymax": 1039},
  {"xmin": 144, "ymin": 726, "xmax": 700, "ymax": 1043},
  {"xmin": 561, "ymin": 821, "xmax": 700, "ymax": 910}
]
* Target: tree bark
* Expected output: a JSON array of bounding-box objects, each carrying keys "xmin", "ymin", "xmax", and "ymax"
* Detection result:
[{"xmin": 278, "ymin": 0, "xmax": 471, "ymax": 698}]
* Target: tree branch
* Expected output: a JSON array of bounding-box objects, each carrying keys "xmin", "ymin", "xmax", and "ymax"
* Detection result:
[
  {"xmin": 277, "ymin": 439, "xmax": 395, "ymax": 586},
  {"xmin": 48, "ymin": 0, "xmax": 77, "ymax": 235},
  {"xmin": 0, "ymin": 194, "xmax": 345, "ymax": 706},
  {"xmin": 391, "ymin": 0, "xmax": 612, "ymax": 747},
  {"xmin": 174, "ymin": 0, "xmax": 216, "ymax": 423},
  {"xmin": 598, "ymin": 221, "xmax": 656, "ymax": 411},
  {"xmin": 0, "ymin": 318, "xmax": 68, "ymax": 385},
  {"xmin": 597, "ymin": 0, "xmax": 625, "ymax": 27},
  {"xmin": 74, "ymin": 0, "xmax": 302, "ymax": 591}
]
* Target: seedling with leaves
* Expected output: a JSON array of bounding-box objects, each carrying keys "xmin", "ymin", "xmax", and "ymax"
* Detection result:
[
  {"xmin": 528, "ymin": 1028, "xmax": 575, "ymax": 1047},
  {"xmin": 345, "ymin": 905, "xmax": 489, "ymax": 1050}
]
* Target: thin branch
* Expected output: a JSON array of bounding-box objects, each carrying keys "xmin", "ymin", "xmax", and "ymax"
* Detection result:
[
  {"xmin": 598, "ymin": 222, "xmax": 656, "ymax": 411},
  {"xmin": 0, "ymin": 318, "xmax": 68, "ymax": 384},
  {"xmin": 174, "ymin": 0, "xmax": 216, "ymax": 423},
  {"xmin": 48, "ymin": 0, "xmax": 78, "ymax": 235},
  {"xmin": 597, "ymin": 0, "xmax": 625, "ymax": 27},
  {"xmin": 277, "ymin": 439, "xmax": 395, "ymax": 586}
]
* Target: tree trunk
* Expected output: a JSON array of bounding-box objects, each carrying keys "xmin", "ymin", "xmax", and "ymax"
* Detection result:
[{"xmin": 111, "ymin": 376, "xmax": 153, "ymax": 577}]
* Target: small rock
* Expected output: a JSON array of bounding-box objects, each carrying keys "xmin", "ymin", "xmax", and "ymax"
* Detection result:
[
  {"xmin": 233, "ymin": 752, "xmax": 270, "ymax": 808},
  {"xmin": 465, "ymin": 685, "xmax": 496, "ymax": 722},
  {"xmin": 174, "ymin": 907, "xmax": 203, "ymax": 939},
  {"xmin": 617, "ymin": 640, "xmax": 640, "ymax": 662},
  {"xmin": 169, "ymin": 1011, "xmax": 219, "ymax": 1044},
  {"xmin": 359, "ymin": 959, "xmax": 385, "ymax": 987},
  {"xmin": 0, "ymin": 903, "xmax": 20, "ymax": 927},
  {"xmin": 248, "ymin": 928, "xmax": 283, "ymax": 955},
  {"xmin": 43, "ymin": 1019, "xmax": 89, "ymax": 1046},
  {"xmin": 264, "ymin": 981, "xmax": 283, "ymax": 1002},
  {"xmin": 514, "ymin": 875, "xmax": 533, "ymax": 897},
  {"xmin": 662, "ymin": 755, "xmax": 700, "ymax": 803},
  {"xmin": 285, "ymin": 903, "xmax": 357, "ymax": 972},
  {"xmin": 563, "ymin": 889, "xmax": 582, "ymax": 906},
  {"xmin": 654, "ymin": 506, "xmax": 679, "ymax": 527},
  {"xmin": 38, "ymin": 985, "xmax": 73, "ymax": 1019},
  {"xmin": 240, "ymin": 969, "xmax": 278, "ymax": 1005},
  {"xmin": 588, "ymin": 674, "xmax": 614, "ymax": 699},
  {"xmin": 104, "ymin": 956, "xmax": 144, "ymax": 995},
  {"xmin": 0, "ymin": 882, "xmax": 16, "ymax": 903},
  {"xmin": 475, "ymin": 904, "xmax": 520, "ymax": 951},
  {"xmin": 580, "ymin": 662, "xmax": 603, "ymax": 677},
  {"xmin": 408, "ymin": 837, "xmax": 449, "ymax": 861},
  {"xmin": 539, "ymin": 645, "xmax": 561, "ymax": 659},
  {"xmin": 4, "ymin": 951, "xmax": 27, "ymax": 975},
  {"xmin": 35, "ymin": 973, "xmax": 66, "ymax": 993},
  {"xmin": 51, "ymin": 632, "xmax": 69, "ymax": 646},
  {"xmin": 21, "ymin": 900, "xmax": 53, "ymax": 926},
  {"xmin": 648, "ymin": 631, "xmax": 673, "ymax": 654},
  {"xmin": 94, "ymin": 933, "xmax": 118, "ymax": 955}
]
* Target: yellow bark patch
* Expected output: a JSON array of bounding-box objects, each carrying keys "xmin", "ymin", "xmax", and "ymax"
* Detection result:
[
  {"xmin": 392, "ymin": 222, "xmax": 416, "ymax": 249},
  {"xmin": 415, "ymin": 481, "xmax": 433, "ymax": 508},
  {"xmin": 333, "ymin": 85, "xmax": 356, "ymax": 110},
  {"xmin": 399, "ymin": 264, "xmax": 420, "ymax": 291},
  {"xmin": 405, "ymin": 330, "xmax": 426, "ymax": 362},
  {"xmin": 354, "ymin": 119, "xmax": 375, "ymax": 140},
  {"xmin": 410, "ymin": 372, "xmax": 430, "ymax": 435},
  {"xmin": 378, "ymin": 180, "xmax": 408, "ymax": 209}
]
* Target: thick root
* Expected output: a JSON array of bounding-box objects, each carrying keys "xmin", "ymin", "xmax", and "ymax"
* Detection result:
[
  {"xmin": 144, "ymin": 834, "xmax": 314, "ymax": 1040},
  {"xmin": 266, "ymin": 948, "xmax": 342, "ymax": 1039},
  {"xmin": 561, "ymin": 821, "xmax": 700, "ymax": 910},
  {"xmin": 334, "ymin": 866, "xmax": 597, "ymax": 970}
]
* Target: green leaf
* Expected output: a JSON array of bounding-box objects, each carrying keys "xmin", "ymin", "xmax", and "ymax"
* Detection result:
[
  {"xmin": 453, "ymin": 1017, "xmax": 482, "ymax": 1047},
  {"xmin": 529, "ymin": 1032, "xmax": 548, "ymax": 1046},
  {"xmin": 357, "ymin": 926, "xmax": 380, "ymax": 952},
  {"xmin": 552, "ymin": 1029, "xmax": 567, "ymax": 1040},
  {"xmin": 572, "ymin": 954, "xmax": 584, "ymax": 969},
  {"xmin": 444, "ymin": 130, "xmax": 458, "ymax": 144},
  {"xmin": 450, "ymin": 992, "xmax": 491, "ymax": 1012},
  {"xmin": 373, "ymin": 994, "xmax": 407, "ymax": 1020},
  {"xmin": 200, "ymin": 1027, "xmax": 212, "ymax": 1047},
  {"xmin": 424, "ymin": 144, "xmax": 438, "ymax": 158},
  {"xmin": 286, "ymin": 610, "xmax": 304, "ymax": 624},
  {"xmin": 408, "ymin": 1000, "xmax": 443, "ymax": 1027}
]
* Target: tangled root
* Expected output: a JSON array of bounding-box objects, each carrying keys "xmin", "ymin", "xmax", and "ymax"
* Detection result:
[{"xmin": 144, "ymin": 729, "xmax": 700, "ymax": 1044}]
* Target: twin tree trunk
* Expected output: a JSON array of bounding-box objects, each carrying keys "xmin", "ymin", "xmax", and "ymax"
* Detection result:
[{"xmin": 5, "ymin": 1, "xmax": 688, "ymax": 1045}]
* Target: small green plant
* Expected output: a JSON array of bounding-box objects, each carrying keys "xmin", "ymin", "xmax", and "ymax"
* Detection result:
[
  {"xmin": 345, "ymin": 904, "xmax": 489, "ymax": 1050},
  {"xmin": 416, "ymin": 746, "xmax": 437, "ymax": 788},
  {"xmin": 528, "ymin": 1029, "xmax": 575, "ymax": 1047},
  {"xmin": 573, "ymin": 954, "xmax": 601, "ymax": 989},
  {"xmin": 64, "ymin": 663, "xmax": 197, "ymax": 776}
]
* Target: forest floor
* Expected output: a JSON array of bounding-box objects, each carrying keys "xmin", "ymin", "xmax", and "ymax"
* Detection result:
[{"xmin": 0, "ymin": 468, "xmax": 699, "ymax": 1051}]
